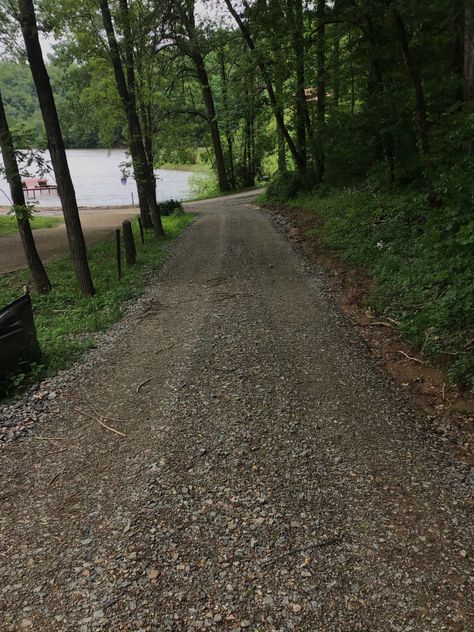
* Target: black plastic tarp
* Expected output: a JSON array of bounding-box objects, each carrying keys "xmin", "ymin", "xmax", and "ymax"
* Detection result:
[{"xmin": 0, "ymin": 294, "xmax": 41, "ymax": 379}]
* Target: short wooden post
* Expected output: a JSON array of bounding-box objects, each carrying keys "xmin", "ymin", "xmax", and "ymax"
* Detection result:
[
  {"xmin": 115, "ymin": 229, "xmax": 121, "ymax": 279},
  {"xmin": 122, "ymin": 220, "xmax": 136, "ymax": 265},
  {"xmin": 137, "ymin": 217, "xmax": 145, "ymax": 244}
]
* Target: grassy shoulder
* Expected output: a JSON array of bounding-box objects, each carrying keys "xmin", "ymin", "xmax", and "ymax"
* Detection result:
[
  {"xmin": 0, "ymin": 213, "xmax": 195, "ymax": 397},
  {"xmin": 0, "ymin": 215, "xmax": 63, "ymax": 236},
  {"xmin": 262, "ymin": 184, "xmax": 474, "ymax": 390}
]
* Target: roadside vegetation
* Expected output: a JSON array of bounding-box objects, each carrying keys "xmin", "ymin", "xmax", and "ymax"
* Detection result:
[
  {"xmin": 0, "ymin": 213, "xmax": 194, "ymax": 397},
  {"xmin": 262, "ymin": 185, "xmax": 474, "ymax": 390}
]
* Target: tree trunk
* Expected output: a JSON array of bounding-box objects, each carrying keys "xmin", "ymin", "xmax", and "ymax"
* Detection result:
[
  {"xmin": 392, "ymin": 7, "xmax": 439, "ymax": 206},
  {"xmin": 18, "ymin": 0, "xmax": 94, "ymax": 296},
  {"xmin": 465, "ymin": 0, "xmax": 474, "ymax": 103},
  {"xmin": 0, "ymin": 90, "xmax": 51, "ymax": 294},
  {"xmin": 219, "ymin": 47, "xmax": 236, "ymax": 189},
  {"xmin": 100, "ymin": 0, "xmax": 164, "ymax": 236},
  {"xmin": 224, "ymin": 0, "xmax": 305, "ymax": 173},
  {"xmin": 191, "ymin": 50, "xmax": 230, "ymax": 192},
  {"xmin": 333, "ymin": 34, "xmax": 340, "ymax": 108},
  {"xmin": 316, "ymin": 0, "xmax": 326, "ymax": 179},
  {"xmin": 289, "ymin": 0, "xmax": 307, "ymax": 173}
]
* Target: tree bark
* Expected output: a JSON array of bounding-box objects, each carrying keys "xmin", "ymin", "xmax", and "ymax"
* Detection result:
[
  {"xmin": 224, "ymin": 0, "xmax": 306, "ymax": 173},
  {"xmin": 392, "ymin": 7, "xmax": 439, "ymax": 206},
  {"xmin": 316, "ymin": 0, "xmax": 326, "ymax": 179},
  {"xmin": 288, "ymin": 0, "xmax": 307, "ymax": 172},
  {"xmin": 465, "ymin": 0, "xmax": 474, "ymax": 103},
  {"xmin": 100, "ymin": 0, "xmax": 164, "ymax": 236},
  {"xmin": 191, "ymin": 49, "xmax": 230, "ymax": 191},
  {"xmin": 18, "ymin": 0, "xmax": 94, "ymax": 296},
  {"xmin": 0, "ymin": 90, "xmax": 51, "ymax": 294},
  {"xmin": 219, "ymin": 47, "xmax": 236, "ymax": 189}
]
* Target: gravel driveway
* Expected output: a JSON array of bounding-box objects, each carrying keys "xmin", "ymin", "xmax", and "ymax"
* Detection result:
[{"xmin": 0, "ymin": 190, "xmax": 472, "ymax": 631}]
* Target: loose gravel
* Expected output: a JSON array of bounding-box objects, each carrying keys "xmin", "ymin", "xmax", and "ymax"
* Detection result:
[{"xmin": 0, "ymin": 190, "xmax": 472, "ymax": 631}]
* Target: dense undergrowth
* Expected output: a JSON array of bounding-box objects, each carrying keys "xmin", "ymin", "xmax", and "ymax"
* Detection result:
[
  {"xmin": 263, "ymin": 177, "xmax": 474, "ymax": 391},
  {"xmin": 0, "ymin": 213, "xmax": 194, "ymax": 398}
]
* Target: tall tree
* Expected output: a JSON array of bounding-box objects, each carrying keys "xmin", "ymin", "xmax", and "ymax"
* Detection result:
[
  {"xmin": 163, "ymin": 0, "xmax": 231, "ymax": 191},
  {"xmin": 224, "ymin": 0, "xmax": 306, "ymax": 174},
  {"xmin": 0, "ymin": 89, "xmax": 51, "ymax": 294},
  {"xmin": 100, "ymin": 0, "xmax": 165, "ymax": 236},
  {"xmin": 466, "ymin": 0, "xmax": 474, "ymax": 103},
  {"xmin": 392, "ymin": 5, "xmax": 439, "ymax": 206},
  {"xmin": 316, "ymin": 0, "xmax": 326, "ymax": 178},
  {"xmin": 17, "ymin": 0, "xmax": 95, "ymax": 296}
]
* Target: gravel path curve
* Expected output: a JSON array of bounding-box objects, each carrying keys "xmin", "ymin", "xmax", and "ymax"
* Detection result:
[{"xmin": 0, "ymin": 190, "xmax": 472, "ymax": 631}]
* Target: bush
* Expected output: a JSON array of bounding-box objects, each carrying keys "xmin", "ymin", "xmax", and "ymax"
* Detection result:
[
  {"xmin": 265, "ymin": 170, "xmax": 307, "ymax": 203},
  {"xmin": 157, "ymin": 199, "xmax": 184, "ymax": 216}
]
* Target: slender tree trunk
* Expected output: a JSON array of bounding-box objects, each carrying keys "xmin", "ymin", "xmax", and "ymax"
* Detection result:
[
  {"xmin": 392, "ymin": 7, "xmax": 439, "ymax": 206},
  {"xmin": 316, "ymin": 0, "xmax": 326, "ymax": 179},
  {"xmin": 451, "ymin": 3, "xmax": 464, "ymax": 106},
  {"xmin": 100, "ymin": 0, "xmax": 164, "ymax": 236},
  {"xmin": 191, "ymin": 49, "xmax": 230, "ymax": 192},
  {"xmin": 333, "ymin": 34, "xmax": 340, "ymax": 108},
  {"xmin": 275, "ymin": 63, "xmax": 287, "ymax": 172},
  {"xmin": 18, "ymin": 0, "xmax": 94, "ymax": 296},
  {"xmin": 289, "ymin": 0, "xmax": 307, "ymax": 172},
  {"xmin": 465, "ymin": 0, "xmax": 474, "ymax": 104},
  {"xmin": 224, "ymin": 0, "xmax": 305, "ymax": 173},
  {"xmin": 219, "ymin": 47, "xmax": 236, "ymax": 189},
  {"xmin": 0, "ymin": 90, "xmax": 51, "ymax": 294}
]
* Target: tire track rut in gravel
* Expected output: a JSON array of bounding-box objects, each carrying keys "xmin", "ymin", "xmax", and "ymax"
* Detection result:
[{"xmin": 0, "ymin": 190, "xmax": 472, "ymax": 631}]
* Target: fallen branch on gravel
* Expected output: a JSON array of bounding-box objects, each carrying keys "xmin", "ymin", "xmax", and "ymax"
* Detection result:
[
  {"xmin": 47, "ymin": 466, "xmax": 66, "ymax": 490},
  {"xmin": 75, "ymin": 407, "xmax": 126, "ymax": 438},
  {"xmin": 263, "ymin": 537, "xmax": 342, "ymax": 571},
  {"xmin": 397, "ymin": 350, "xmax": 424, "ymax": 364},
  {"xmin": 35, "ymin": 436, "xmax": 66, "ymax": 441},
  {"xmin": 137, "ymin": 378, "xmax": 152, "ymax": 393},
  {"xmin": 156, "ymin": 343, "xmax": 175, "ymax": 354}
]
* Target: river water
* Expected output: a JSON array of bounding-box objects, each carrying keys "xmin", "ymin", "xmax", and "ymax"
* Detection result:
[{"xmin": 0, "ymin": 148, "xmax": 194, "ymax": 208}]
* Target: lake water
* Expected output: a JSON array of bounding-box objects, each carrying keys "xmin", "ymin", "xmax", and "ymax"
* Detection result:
[{"xmin": 0, "ymin": 148, "xmax": 195, "ymax": 208}]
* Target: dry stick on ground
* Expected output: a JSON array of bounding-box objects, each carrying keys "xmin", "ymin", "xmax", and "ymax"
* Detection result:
[
  {"xmin": 137, "ymin": 378, "xmax": 152, "ymax": 393},
  {"xmin": 47, "ymin": 466, "xmax": 66, "ymax": 490},
  {"xmin": 261, "ymin": 537, "xmax": 342, "ymax": 575},
  {"xmin": 370, "ymin": 321, "xmax": 396, "ymax": 328},
  {"xmin": 75, "ymin": 407, "xmax": 126, "ymax": 438},
  {"xmin": 79, "ymin": 392, "xmax": 127, "ymax": 424},
  {"xmin": 398, "ymin": 350, "xmax": 424, "ymax": 364}
]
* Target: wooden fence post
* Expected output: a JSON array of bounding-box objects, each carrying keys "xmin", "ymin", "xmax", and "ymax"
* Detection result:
[
  {"xmin": 122, "ymin": 220, "xmax": 136, "ymax": 265},
  {"xmin": 137, "ymin": 217, "xmax": 145, "ymax": 244},
  {"xmin": 115, "ymin": 229, "xmax": 122, "ymax": 279}
]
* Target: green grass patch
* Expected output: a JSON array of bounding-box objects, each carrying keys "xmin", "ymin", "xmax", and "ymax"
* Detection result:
[
  {"xmin": 263, "ymin": 185, "xmax": 474, "ymax": 390},
  {"xmin": 0, "ymin": 214, "xmax": 63, "ymax": 236},
  {"xmin": 0, "ymin": 212, "xmax": 195, "ymax": 397},
  {"xmin": 158, "ymin": 162, "xmax": 211, "ymax": 174}
]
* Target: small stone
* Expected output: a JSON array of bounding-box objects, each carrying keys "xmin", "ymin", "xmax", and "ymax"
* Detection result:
[
  {"xmin": 147, "ymin": 568, "xmax": 159, "ymax": 580},
  {"xmin": 292, "ymin": 604, "xmax": 302, "ymax": 613}
]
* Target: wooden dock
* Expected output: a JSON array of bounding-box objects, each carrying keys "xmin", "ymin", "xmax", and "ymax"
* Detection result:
[{"xmin": 21, "ymin": 177, "xmax": 58, "ymax": 199}]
